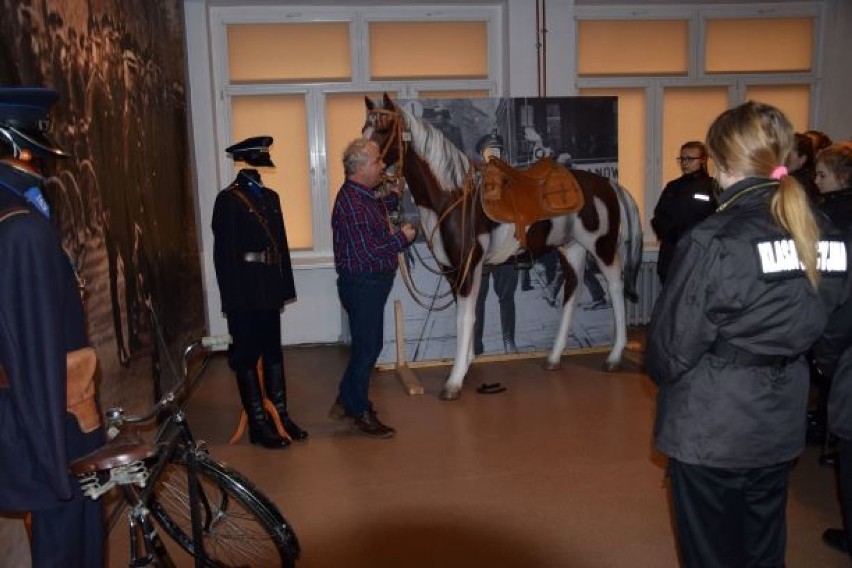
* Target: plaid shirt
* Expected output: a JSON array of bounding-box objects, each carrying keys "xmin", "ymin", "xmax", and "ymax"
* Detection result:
[{"xmin": 332, "ymin": 180, "xmax": 408, "ymax": 275}]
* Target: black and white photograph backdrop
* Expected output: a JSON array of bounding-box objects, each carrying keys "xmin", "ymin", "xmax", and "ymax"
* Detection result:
[
  {"xmin": 0, "ymin": 0, "xmax": 204, "ymax": 409},
  {"xmin": 377, "ymin": 96, "xmax": 619, "ymax": 364}
]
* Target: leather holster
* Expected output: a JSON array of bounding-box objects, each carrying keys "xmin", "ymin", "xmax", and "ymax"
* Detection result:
[{"xmin": 66, "ymin": 347, "xmax": 102, "ymax": 433}]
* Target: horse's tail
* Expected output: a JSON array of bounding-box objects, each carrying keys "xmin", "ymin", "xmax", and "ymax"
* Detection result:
[{"xmin": 612, "ymin": 180, "xmax": 643, "ymax": 303}]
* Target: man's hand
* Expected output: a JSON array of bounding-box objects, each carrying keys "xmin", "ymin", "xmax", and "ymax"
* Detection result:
[
  {"xmin": 387, "ymin": 176, "xmax": 405, "ymax": 196},
  {"xmin": 401, "ymin": 223, "xmax": 417, "ymax": 243}
]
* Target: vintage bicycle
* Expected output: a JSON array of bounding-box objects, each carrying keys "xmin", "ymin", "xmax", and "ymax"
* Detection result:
[{"xmin": 69, "ymin": 336, "xmax": 300, "ymax": 567}]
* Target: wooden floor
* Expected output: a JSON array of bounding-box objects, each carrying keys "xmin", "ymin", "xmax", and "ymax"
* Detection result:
[{"xmin": 95, "ymin": 340, "xmax": 849, "ymax": 566}]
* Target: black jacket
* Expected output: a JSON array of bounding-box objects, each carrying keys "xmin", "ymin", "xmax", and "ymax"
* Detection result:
[
  {"xmin": 820, "ymin": 187, "xmax": 852, "ymax": 231},
  {"xmin": 812, "ymin": 187, "xmax": 852, "ymax": 440},
  {"xmin": 212, "ymin": 170, "xmax": 296, "ymax": 314},
  {"xmin": 651, "ymin": 170, "xmax": 718, "ymax": 283},
  {"xmin": 647, "ymin": 178, "xmax": 850, "ymax": 468}
]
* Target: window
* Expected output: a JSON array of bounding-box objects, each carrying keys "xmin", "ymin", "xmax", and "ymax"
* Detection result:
[
  {"xmin": 213, "ymin": 7, "xmax": 501, "ymax": 260},
  {"xmin": 745, "ymin": 84, "xmax": 811, "ymax": 131},
  {"xmin": 578, "ymin": 20, "xmax": 688, "ymax": 77},
  {"xmin": 370, "ymin": 22, "xmax": 488, "ymax": 80},
  {"xmin": 227, "ymin": 23, "xmax": 351, "ymax": 83},
  {"xmin": 576, "ymin": 4, "xmax": 822, "ymax": 238},
  {"xmin": 578, "ymin": 88, "xmax": 646, "ymax": 222},
  {"xmin": 231, "ymin": 95, "xmax": 312, "ymax": 249},
  {"xmin": 705, "ymin": 18, "xmax": 814, "ymax": 74},
  {"xmin": 662, "ymin": 87, "xmax": 728, "ymax": 180}
]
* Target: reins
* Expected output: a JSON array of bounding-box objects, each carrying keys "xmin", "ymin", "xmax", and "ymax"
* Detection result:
[{"xmin": 368, "ymin": 106, "xmax": 484, "ymax": 307}]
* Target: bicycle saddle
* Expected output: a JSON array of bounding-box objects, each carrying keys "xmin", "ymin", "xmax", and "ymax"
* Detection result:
[{"xmin": 69, "ymin": 425, "xmax": 157, "ymax": 476}]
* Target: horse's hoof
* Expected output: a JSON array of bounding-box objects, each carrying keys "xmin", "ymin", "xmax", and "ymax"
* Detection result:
[
  {"xmin": 543, "ymin": 360, "xmax": 561, "ymax": 371},
  {"xmin": 603, "ymin": 361, "xmax": 622, "ymax": 372},
  {"xmin": 439, "ymin": 387, "xmax": 461, "ymax": 401}
]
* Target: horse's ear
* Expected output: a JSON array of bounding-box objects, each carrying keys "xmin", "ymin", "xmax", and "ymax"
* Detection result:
[
  {"xmin": 365, "ymin": 96, "xmax": 376, "ymax": 110},
  {"xmin": 382, "ymin": 92, "xmax": 395, "ymax": 109}
]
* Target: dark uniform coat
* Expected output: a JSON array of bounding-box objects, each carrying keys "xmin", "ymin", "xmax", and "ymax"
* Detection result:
[
  {"xmin": 821, "ymin": 187, "xmax": 852, "ymax": 231},
  {"xmin": 212, "ymin": 170, "xmax": 296, "ymax": 314},
  {"xmin": 647, "ymin": 178, "xmax": 850, "ymax": 468},
  {"xmin": 651, "ymin": 170, "xmax": 718, "ymax": 283},
  {"xmin": 0, "ymin": 167, "xmax": 104, "ymax": 510},
  {"xmin": 814, "ymin": 186, "xmax": 852, "ymax": 440}
]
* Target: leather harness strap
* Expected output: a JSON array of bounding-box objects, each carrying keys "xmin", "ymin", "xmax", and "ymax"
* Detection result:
[{"xmin": 228, "ymin": 188, "xmax": 281, "ymax": 266}]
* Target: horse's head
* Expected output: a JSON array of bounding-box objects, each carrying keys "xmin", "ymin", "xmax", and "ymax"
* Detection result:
[
  {"xmin": 363, "ymin": 93, "xmax": 405, "ymax": 169},
  {"xmin": 364, "ymin": 92, "xmax": 470, "ymax": 194}
]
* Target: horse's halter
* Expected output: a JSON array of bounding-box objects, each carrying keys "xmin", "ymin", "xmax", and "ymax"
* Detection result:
[
  {"xmin": 363, "ymin": 106, "xmax": 463, "ymax": 308},
  {"xmin": 364, "ymin": 107, "xmax": 409, "ymax": 184}
]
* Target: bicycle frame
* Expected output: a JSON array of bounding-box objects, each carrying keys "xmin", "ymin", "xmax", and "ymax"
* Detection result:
[
  {"xmin": 72, "ymin": 335, "xmax": 298, "ymax": 567},
  {"xmin": 129, "ymin": 405, "xmax": 208, "ymax": 567}
]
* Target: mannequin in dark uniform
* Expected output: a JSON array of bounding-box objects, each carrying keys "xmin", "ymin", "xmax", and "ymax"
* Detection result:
[
  {"xmin": 651, "ymin": 141, "xmax": 718, "ymax": 284},
  {"xmin": 0, "ymin": 87, "xmax": 105, "ymax": 566},
  {"xmin": 212, "ymin": 136, "xmax": 307, "ymax": 449}
]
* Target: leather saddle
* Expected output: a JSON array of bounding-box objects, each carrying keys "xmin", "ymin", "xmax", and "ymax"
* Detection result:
[{"xmin": 481, "ymin": 157, "xmax": 585, "ymax": 248}]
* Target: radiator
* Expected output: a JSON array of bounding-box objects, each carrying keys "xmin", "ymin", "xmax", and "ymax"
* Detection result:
[{"xmin": 626, "ymin": 261, "xmax": 660, "ymax": 326}]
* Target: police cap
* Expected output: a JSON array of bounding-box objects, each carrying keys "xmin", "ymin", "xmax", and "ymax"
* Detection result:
[
  {"xmin": 226, "ymin": 136, "xmax": 275, "ymax": 167},
  {"xmin": 0, "ymin": 86, "xmax": 68, "ymax": 159},
  {"xmin": 476, "ymin": 130, "xmax": 504, "ymax": 156}
]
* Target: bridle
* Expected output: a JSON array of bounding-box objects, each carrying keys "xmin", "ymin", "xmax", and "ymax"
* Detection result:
[
  {"xmin": 365, "ymin": 106, "xmax": 483, "ymax": 309},
  {"xmin": 365, "ymin": 107, "xmax": 408, "ymax": 183}
]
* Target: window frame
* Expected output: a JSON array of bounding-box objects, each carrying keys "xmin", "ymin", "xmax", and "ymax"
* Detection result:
[
  {"xmin": 573, "ymin": 2, "xmax": 824, "ymax": 238},
  {"xmin": 208, "ymin": 5, "xmax": 504, "ymax": 264}
]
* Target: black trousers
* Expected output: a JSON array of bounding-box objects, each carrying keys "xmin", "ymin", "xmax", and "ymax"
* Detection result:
[
  {"xmin": 837, "ymin": 437, "xmax": 852, "ymax": 556},
  {"xmin": 668, "ymin": 458, "xmax": 791, "ymax": 568},
  {"xmin": 225, "ymin": 309, "xmax": 282, "ymax": 372}
]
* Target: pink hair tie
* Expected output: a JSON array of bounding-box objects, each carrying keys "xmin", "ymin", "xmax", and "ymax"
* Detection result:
[{"xmin": 771, "ymin": 166, "xmax": 788, "ymax": 180}]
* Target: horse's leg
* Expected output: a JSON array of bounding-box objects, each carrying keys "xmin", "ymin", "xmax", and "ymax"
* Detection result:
[
  {"xmin": 545, "ymin": 243, "xmax": 586, "ymax": 370},
  {"xmin": 440, "ymin": 259, "xmax": 485, "ymax": 401},
  {"xmin": 597, "ymin": 256, "xmax": 627, "ymax": 371}
]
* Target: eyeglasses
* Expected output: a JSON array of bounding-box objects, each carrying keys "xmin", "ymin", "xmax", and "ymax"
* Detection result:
[{"xmin": 676, "ymin": 156, "xmax": 702, "ymax": 163}]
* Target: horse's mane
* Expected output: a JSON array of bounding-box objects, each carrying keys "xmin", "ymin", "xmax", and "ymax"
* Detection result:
[{"xmin": 399, "ymin": 106, "xmax": 471, "ymax": 192}]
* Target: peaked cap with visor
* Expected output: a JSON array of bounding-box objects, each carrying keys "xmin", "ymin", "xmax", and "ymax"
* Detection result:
[{"xmin": 0, "ymin": 87, "xmax": 68, "ymax": 159}]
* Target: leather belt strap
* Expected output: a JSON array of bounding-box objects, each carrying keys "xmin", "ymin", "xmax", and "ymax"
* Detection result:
[
  {"xmin": 239, "ymin": 250, "xmax": 279, "ymax": 264},
  {"xmin": 709, "ymin": 339, "xmax": 797, "ymax": 367}
]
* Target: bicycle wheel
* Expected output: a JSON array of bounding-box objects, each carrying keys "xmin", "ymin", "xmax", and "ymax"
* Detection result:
[{"xmin": 148, "ymin": 452, "xmax": 300, "ymax": 567}]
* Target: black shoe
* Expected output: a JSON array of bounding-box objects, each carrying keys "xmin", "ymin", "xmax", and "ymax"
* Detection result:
[
  {"xmin": 248, "ymin": 423, "xmax": 292, "ymax": 449},
  {"xmin": 281, "ymin": 417, "xmax": 309, "ymax": 441},
  {"xmin": 822, "ymin": 528, "xmax": 849, "ymax": 553},
  {"xmin": 351, "ymin": 411, "xmax": 395, "ymax": 439}
]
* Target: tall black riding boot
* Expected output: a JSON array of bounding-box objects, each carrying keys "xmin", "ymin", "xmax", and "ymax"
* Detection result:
[
  {"xmin": 236, "ymin": 369, "xmax": 290, "ymax": 449},
  {"xmin": 264, "ymin": 363, "xmax": 309, "ymax": 441}
]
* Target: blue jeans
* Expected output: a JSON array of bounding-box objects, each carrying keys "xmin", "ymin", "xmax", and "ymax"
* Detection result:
[{"xmin": 337, "ymin": 271, "xmax": 395, "ymax": 416}]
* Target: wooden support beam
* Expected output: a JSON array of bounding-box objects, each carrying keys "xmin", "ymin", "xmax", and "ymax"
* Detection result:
[
  {"xmin": 377, "ymin": 345, "xmax": 610, "ymax": 371},
  {"xmin": 393, "ymin": 300, "xmax": 423, "ymax": 395}
]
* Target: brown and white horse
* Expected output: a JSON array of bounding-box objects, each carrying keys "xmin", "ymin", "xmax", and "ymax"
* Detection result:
[{"xmin": 363, "ymin": 94, "xmax": 643, "ymax": 400}]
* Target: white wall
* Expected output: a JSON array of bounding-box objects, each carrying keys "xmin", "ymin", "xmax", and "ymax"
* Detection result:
[{"xmin": 816, "ymin": 0, "xmax": 852, "ymax": 140}]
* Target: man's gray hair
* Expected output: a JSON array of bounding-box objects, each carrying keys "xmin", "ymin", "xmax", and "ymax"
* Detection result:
[{"xmin": 343, "ymin": 138, "xmax": 376, "ymax": 177}]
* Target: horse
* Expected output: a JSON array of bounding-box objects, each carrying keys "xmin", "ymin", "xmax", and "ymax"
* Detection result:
[{"xmin": 362, "ymin": 93, "xmax": 643, "ymax": 400}]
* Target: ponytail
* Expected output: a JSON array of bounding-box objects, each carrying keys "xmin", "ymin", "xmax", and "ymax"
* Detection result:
[
  {"xmin": 770, "ymin": 174, "xmax": 821, "ymax": 288},
  {"xmin": 707, "ymin": 101, "xmax": 823, "ymax": 288}
]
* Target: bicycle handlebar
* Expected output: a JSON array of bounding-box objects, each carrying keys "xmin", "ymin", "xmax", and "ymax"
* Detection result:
[{"xmin": 106, "ymin": 335, "xmax": 232, "ymax": 429}]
